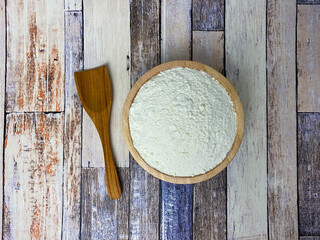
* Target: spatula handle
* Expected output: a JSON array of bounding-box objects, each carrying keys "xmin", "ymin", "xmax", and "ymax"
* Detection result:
[
  {"xmin": 102, "ymin": 137, "xmax": 122, "ymax": 199},
  {"xmin": 101, "ymin": 136, "xmax": 121, "ymax": 199}
]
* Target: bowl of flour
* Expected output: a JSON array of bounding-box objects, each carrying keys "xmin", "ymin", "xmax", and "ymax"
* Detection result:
[{"xmin": 122, "ymin": 61, "xmax": 244, "ymax": 184}]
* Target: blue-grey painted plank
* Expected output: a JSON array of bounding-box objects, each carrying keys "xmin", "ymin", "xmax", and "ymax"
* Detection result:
[
  {"xmin": 298, "ymin": 0, "xmax": 320, "ymax": 5},
  {"xmin": 81, "ymin": 168, "xmax": 130, "ymax": 240},
  {"xmin": 160, "ymin": 182, "xmax": 193, "ymax": 240},
  {"xmin": 193, "ymin": 0, "xmax": 224, "ymax": 31},
  {"xmin": 298, "ymin": 113, "xmax": 320, "ymax": 236},
  {"xmin": 300, "ymin": 237, "xmax": 320, "ymax": 240}
]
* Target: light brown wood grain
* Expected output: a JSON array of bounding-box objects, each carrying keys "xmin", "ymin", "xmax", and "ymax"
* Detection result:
[
  {"xmin": 81, "ymin": 168, "xmax": 129, "ymax": 239},
  {"xmin": 297, "ymin": 5, "xmax": 320, "ymax": 112},
  {"xmin": 267, "ymin": 1, "xmax": 298, "ymax": 239},
  {"xmin": 129, "ymin": 0, "xmax": 160, "ymax": 238},
  {"xmin": 63, "ymin": 11, "xmax": 83, "ymax": 239},
  {"xmin": 122, "ymin": 60, "xmax": 244, "ymax": 184},
  {"xmin": 3, "ymin": 113, "xmax": 63, "ymax": 239},
  {"xmin": 6, "ymin": 0, "xmax": 64, "ymax": 112},
  {"xmin": 83, "ymin": 0, "xmax": 130, "ymax": 168},
  {"xmin": 0, "ymin": 0, "xmax": 5, "ymax": 237},
  {"xmin": 193, "ymin": 31, "xmax": 224, "ymax": 73},
  {"xmin": 226, "ymin": 0, "xmax": 268, "ymax": 238},
  {"xmin": 161, "ymin": 0, "xmax": 192, "ymax": 62},
  {"xmin": 75, "ymin": 66, "xmax": 121, "ymax": 199},
  {"xmin": 193, "ymin": 31, "xmax": 227, "ymax": 240}
]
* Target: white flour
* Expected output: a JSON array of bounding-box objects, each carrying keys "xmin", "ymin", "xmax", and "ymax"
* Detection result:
[{"xmin": 129, "ymin": 67, "xmax": 237, "ymax": 177}]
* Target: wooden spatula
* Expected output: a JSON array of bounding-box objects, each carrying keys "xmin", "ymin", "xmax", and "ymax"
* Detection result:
[{"xmin": 74, "ymin": 66, "xmax": 121, "ymax": 199}]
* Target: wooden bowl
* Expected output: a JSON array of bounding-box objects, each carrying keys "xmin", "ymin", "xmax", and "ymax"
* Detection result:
[{"xmin": 122, "ymin": 61, "xmax": 244, "ymax": 184}]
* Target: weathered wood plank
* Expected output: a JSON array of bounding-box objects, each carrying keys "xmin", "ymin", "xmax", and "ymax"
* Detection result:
[
  {"xmin": 297, "ymin": 5, "xmax": 320, "ymax": 112},
  {"xmin": 6, "ymin": 0, "xmax": 64, "ymax": 112},
  {"xmin": 193, "ymin": 0, "xmax": 224, "ymax": 31},
  {"xmin": 298, "ymin": 0, "xmax": 320, "ymax": 5},
  {"xmin": 161, "ymin": 182, "xmax": 193, "ymax": 240},
  {"xmin": 267, "ymin": 1, "xmax": 298, "ymax": 239},
  {"xmin": 129, "ymin": 160, "xmax": 160, "ymax": 239},
  {"xmin": 300, "ymin": 237, "xmax": 320, "ymax": 240},
  {"xmin": 83, "ymin": 0, "xmax": 130, "ymax": 167},
  {"xmin": 298, "ymin": 113, "xmax": 320, "ymax": 236},
  {"xmin": 130, "ymin": 0, "xmax": 160, "ymax": 239},
  {"xmin": 193, "ymin": 31, "xmax": 224, "ymax": 73},
  {"xmin": 192, "ymin": 31, "xmax": 226, "ymax": 240},
  {"xmin": 81, "ymin": 168, "xmax": 129, "ymax": 239},
  {"xmin": 225, "ymin": 0, "xmax": 268, "ymax": 238},
  {"xmin": 161, "ymin": 0, "xmax": 192, "ymax": 62},
  {"xmin": 193, "ymin": 171, "xmax": 226, "ymax": 240},
  {"xmin": 63, "ymin": 11, "xmax": 83, "ymax": 240},
  {"xmin": 3, "ymin": 113, "xmax": 63, "ymax": 240},
  {"xmin": 131, "ymin": 0, "xmax": 160, "ymax": 83},
  {"xmin": 65, "ymin": 0, "xmax": 81, "ymax": 10},
  {"xmin": 0, "ymin": 0, "xmax": 5, "ymax": 237},
  {"xmin": 160, "ymin": 1, "xmax": 193, "ymax": 239}
]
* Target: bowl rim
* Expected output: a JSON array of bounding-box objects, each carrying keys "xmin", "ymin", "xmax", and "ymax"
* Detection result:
[{"xmin": 122, "ymin": 60, "xmax": 244, "ymax": 184}]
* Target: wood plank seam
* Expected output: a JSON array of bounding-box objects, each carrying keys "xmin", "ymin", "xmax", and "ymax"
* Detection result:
[
  {"xmin": 64, "ymin": 10, "xmax": 82, "ymax": 12},
  {"xmin": 79, "ymin": 168, "xmax": 83, "ymax": 239},
  {"xmin": 190, "ymin": 5, "xmax": 193, "ymax": 63},
  {"xmin": 296, "ymin": 2, "xmax": 300, "ymax": 237},
  {"xmin": 266, "ymin": 3, "xmax": 270, "ymax": 240},
  {"xmin": 158, "ymin": 180, "xmax": 161, "ymax": 240},
  {"xmin": 79, "ymin": 53, "xmax": 84, "ymax": 240},
  {"xmin": 0, "ymin": 0, "xmax": 6, "ymax": 237},
  {"xmin": 127, "ymin": 167, "xmax": 131, "ymax": 239},
  {"xmin": 3, "ymin": 111, "xmax": 64, "ymax": 114}
]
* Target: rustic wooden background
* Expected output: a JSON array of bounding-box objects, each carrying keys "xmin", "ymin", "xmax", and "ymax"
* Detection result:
[{"xmin": 0, "ymin": 0, "xmax": 319, "ymax": 239}]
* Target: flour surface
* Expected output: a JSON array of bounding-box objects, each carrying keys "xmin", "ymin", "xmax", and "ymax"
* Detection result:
[{"xmin": 129, "ymin": 67, "xmax": 237, "ymax": 177}]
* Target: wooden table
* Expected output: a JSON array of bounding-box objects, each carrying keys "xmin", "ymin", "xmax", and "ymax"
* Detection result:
[{"xmin": 0, "ymin": 0, "xmax": 319, "ymax": 239}]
